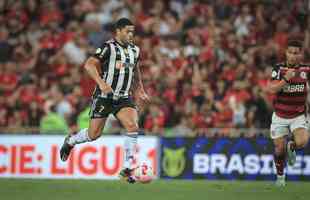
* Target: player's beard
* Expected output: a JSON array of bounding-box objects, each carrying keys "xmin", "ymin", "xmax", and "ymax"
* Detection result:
[
  {"xmin": 287, "ymin": 59, "xmax": 299, "ymax": 67},
  {"xmin": 121, "ymin": 36, "xmax": 132, "ymax": 46},
  {"xmin": 127, "ymin": 35, "xmax": 134, "ymax": 44}
]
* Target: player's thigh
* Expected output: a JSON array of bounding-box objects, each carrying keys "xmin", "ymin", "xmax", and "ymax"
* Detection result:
[
  {"xmin": 115, "ymin": 107, "xmax": 139, "ymax": 132},
  {"xmin": 292, "ymin": 128, "xmax": 309, "ymax": 148},
  {"xmin": 88, "ymin": 97, "xmax": 112, "ymax": 139},
  {"xmin": 88, "ymin": 118, "xmax": 107, "ymax": 140},
  {"xmin": 290, "ymin": 115, "xmax": 309, "ymax": 147},
  {"xmin": 270, "ymin": 113, "xmax": 290, "ymax": 140},
  {"xmin": 89, "ymin": 97, "xmax": 113, "ymax": 118}
]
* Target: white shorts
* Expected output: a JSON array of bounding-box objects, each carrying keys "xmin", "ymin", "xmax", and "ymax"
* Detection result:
[{"xmin": 270, "ymin": 113, "xmax": 308, "ymax": 139}]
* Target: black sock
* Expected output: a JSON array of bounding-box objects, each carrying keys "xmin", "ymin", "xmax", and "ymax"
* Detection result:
[{"xmin": 274, "ymin": 154, "xmax": 286, "ymax": 176}]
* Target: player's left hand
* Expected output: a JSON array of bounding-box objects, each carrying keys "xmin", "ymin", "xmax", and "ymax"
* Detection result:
[{"xmin": 135, "ymin": 88, "xmax": 150, "ymax": 106}]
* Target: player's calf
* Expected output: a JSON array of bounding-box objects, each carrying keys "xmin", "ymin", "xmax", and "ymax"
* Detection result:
[
  {"xmin": 288, "ymin": 128, "xmax": 310, "ymax": 165},
  {"xmin": 287, "ymin": 141, "xmax": 296, "ymax": 166},
  {"xmin": 274, "ymin": 154, "xmax": 286, "ymax": 176}
]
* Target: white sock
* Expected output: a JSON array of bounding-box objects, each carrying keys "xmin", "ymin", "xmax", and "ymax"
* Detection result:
[
  {"xmin": 123, "ymin": 132, "xmax": 138, "ymax": 169},
  {"xmin": 67, "ymin": 128, "xmax": 91, "ymax": 146}
]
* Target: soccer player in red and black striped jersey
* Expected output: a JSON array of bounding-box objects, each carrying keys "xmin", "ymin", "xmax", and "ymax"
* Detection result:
[{"xmin": 267, "ymin": 40, "xmax": 310, "ymax": 186}]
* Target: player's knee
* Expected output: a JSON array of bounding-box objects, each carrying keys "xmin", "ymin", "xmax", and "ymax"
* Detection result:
[
  {"xmin": 125, "ymin": 121, "xmax": 139, "ymax": 132},
  {"xmin": 295, "ymin": 134, "xmax": 309, "ymax": 148},
  {"xmin": 274, "ymin": 148, "xmax": 285, "ymax": 156},
  {"xmin": 274, "ymin": 143, "xmax": 285, "ymax": 155},
  {"xmin": 87, "ymin": 129, "xmax": 101, "ymax": 141}
]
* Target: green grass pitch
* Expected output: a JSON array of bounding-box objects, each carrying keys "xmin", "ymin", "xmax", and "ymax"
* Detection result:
[{"xmin": 1, "ymin": 179, "xmax": 310, "ymax": 200}]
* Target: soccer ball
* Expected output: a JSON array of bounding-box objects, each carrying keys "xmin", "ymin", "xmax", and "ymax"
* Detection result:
[{"xmin": 133, "ymin": 163, "xmax": 154, "ymax": 183}]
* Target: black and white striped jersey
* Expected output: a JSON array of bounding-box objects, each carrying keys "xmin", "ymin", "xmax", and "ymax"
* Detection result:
[{"xmin": 91, "ymin": 39, "xmax": 140, "ymax": 100}]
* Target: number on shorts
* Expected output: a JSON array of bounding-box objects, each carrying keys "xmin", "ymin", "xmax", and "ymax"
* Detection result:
[{"xmin": 99, "ymin": 105, "xmax": 105, "ymax": 112}]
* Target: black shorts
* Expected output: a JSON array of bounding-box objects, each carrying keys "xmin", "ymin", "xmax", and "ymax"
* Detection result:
[{"xmin": 89, "ymin": 97, "xmax": 136, "ymax": 118}]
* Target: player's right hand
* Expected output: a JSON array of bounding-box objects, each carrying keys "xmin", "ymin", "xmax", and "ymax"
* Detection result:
[
  {"xmin": 284, "ymin": 68, "xmax": 295, "ymax": 80},
  {"xmin": 99, "ymin": 81, "xmax": 113, "ymax": 94}
]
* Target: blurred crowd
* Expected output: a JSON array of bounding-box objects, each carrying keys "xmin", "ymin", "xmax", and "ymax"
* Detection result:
[{"xmin": 0, "ymin": 0, "xmax": 310, "ymax": 136}]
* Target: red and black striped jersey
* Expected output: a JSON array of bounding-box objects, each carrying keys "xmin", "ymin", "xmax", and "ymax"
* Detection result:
[{"xmin": 271, "ymin": 63, "xmax": 310, "ymax": 118}]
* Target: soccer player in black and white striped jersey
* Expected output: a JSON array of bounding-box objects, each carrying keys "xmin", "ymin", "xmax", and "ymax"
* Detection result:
[{"xmin": 60, "ymin": 18, "xmax": 149, "ymax": 183}]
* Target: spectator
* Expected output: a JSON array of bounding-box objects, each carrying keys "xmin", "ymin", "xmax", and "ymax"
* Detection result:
[{"xmin": 40, "ymin": 102, "xmax": 68, "ymax": 134}]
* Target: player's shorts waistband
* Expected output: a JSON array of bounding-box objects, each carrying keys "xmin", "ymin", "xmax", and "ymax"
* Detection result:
[
  {"xmin": 99, "ymin": 93, "xmax": 129, "ymax": 100},
  {"xmin": 96, "ymin": 95, "xmax": 131, "ymax": 103}
]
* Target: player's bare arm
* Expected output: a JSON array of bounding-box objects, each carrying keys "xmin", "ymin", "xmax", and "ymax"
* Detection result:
[
  {"xmin": 84, "ymin": 57, "xmax": 113, "ymax": 94},
  {"xmin": 267, "ymin": 68, "xmax": 295, "ymax": 94},
  {"xmin": 132, "ymin": 63, "xmax": 149, "ymax": 103}
]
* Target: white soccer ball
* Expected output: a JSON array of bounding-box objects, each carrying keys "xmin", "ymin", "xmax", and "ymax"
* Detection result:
[{"xmin": 133, "ymin": 163, "xmax": 154, "ymax": 183}]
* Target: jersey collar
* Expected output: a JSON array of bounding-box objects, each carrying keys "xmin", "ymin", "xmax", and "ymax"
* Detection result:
[{"xmin": 114, "ymin": 38, "xmax": 128, "ymax": 48}]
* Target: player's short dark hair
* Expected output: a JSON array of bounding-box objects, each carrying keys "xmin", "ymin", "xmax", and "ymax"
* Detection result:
[
  {"xmin": 287, "ymin": 40, "xmax": 303, "ymax": 49},
  {"xmin": 114, "ymin": 18, "xmax": 134, "ymax": 31}
]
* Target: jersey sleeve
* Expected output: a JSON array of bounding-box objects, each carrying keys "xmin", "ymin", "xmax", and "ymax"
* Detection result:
[
  {"xmin": 92, "ymin": 43, "xmax": 110, "ymax": 62},
  {"xmin": 134, "ymin": 46, "xmax": 140, "ymax": 68},
  {"xmin": 271, "ymin": 65, "xmax": 281, "ymax": 80}
]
